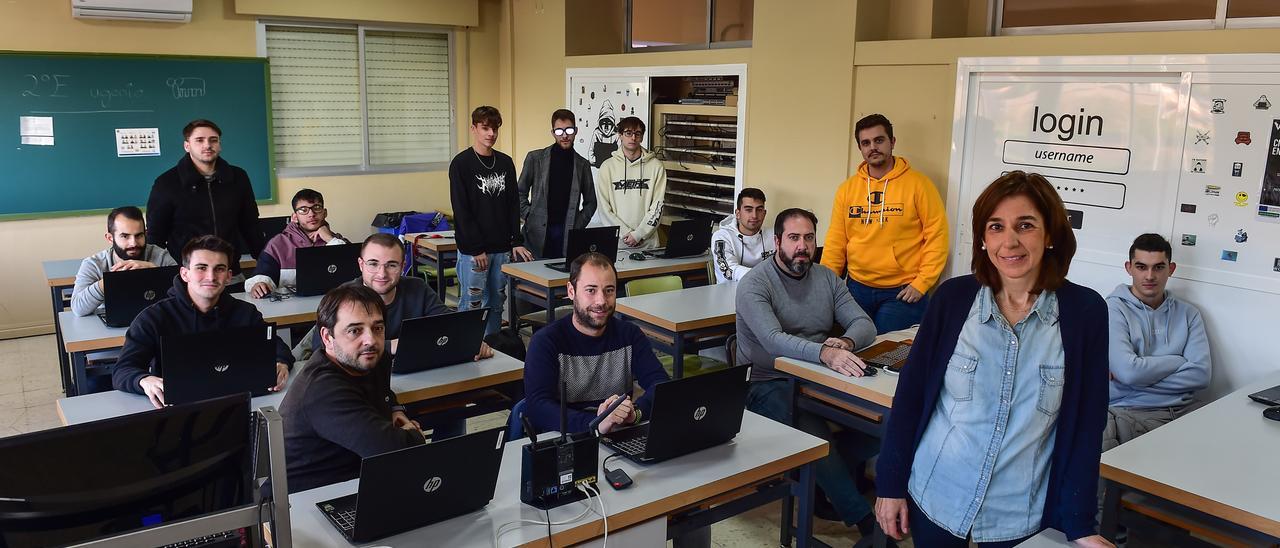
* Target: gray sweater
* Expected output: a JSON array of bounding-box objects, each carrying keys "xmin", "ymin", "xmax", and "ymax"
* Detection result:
[
  {"xmin": 71, "ymin": 244, "xmax": 178, "ymax": 316},
  {"xmin": 735, "ymin": 259, "xmax": 877, "ymax": 381}
]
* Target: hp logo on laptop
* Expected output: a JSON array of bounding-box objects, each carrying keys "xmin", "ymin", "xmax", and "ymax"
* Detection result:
[
  {"xmin": 423, "ymin": 476, "xmax": 443, "ymax": 493},
  {"xmin": 326, "ymin": 264, "xmax": 338, "ymax": 274},
  {"xmin": 143, "ymin": 290, "xmax": 157, "ymax": 301},
  {"xmin": 693, "ymin": 406, "xmax": 707, "ymax": 421},
  {"xmin": 213, "ymin": 363, "xmax": 230, "ymax": 373},
  {"xmin": 588, "ymin": 244, "xmax": 598, "ymax": 252},
  {"xmin": 436, "ymin": 336, "xmax": 449, "ymax": 346},
  {"xmin": 686, "ymin": 234, "xmax": 694, "ymax": 241}
]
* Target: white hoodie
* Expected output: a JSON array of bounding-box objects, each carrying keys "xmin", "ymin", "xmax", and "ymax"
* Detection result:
[
  {"xmin": 595, "ymin": 147, "xmax": 666, "ymax": 249},
  {"xmin": 711, "ymin": 214, "xmax": 775, "ymax": 283}
]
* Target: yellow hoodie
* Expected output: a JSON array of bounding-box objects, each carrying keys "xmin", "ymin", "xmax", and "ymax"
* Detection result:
[{"xmin": 820, "ymin": 156, "xmax": 949, "ymax": 294}]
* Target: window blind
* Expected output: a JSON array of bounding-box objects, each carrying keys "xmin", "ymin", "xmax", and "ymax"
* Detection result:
[
  {"xmin": 265, "ymin": 26, "xmax": 363, "ymax": 168},
  {"xmin": 364, "ymin": 30, "xmax": 452, "ymax": 166}
]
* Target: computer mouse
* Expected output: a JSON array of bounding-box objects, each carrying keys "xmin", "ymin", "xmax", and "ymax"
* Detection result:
[
  {"xmin": 1265, "ymin": 406, "xmax": 1280, "ymax": 422},
  {"xmin": 862, "ymin": 365, "xmax": 878, "ymax": 377},
  {"xmin": 629, "ymin": 252, "xmax": 647, "ymax": 261}
]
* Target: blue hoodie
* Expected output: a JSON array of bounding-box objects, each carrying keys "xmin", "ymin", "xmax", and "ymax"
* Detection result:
[{"xmin": 1106, "ymin": 284, "xmax": 1211, "ymax": 408}]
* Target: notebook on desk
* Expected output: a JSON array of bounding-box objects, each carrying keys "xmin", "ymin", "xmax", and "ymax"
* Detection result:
[
  {"xmin": 98, "ymin": 265, "xmax": 180, "ymax": 327},
  {"xmin": 600, "ymin": 365, "xmax": 750, "ymax": 464},
  {"xmin": 545, "ymin": 226, "xmax": 620, "ymax": 273},
  {"xmin": 643, "ymin": 219, "xmax": 712, "ymax": 259}
]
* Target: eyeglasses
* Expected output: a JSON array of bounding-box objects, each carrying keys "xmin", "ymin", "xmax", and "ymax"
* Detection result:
[
  {"xmin": 294, "ymin": 205, "xmax": 326, "ymax": 215},
  {"xmin": 361, "ymin": 259, "xmax": 401, "ymax": 273},
  {"xmin": 552, "ymin": 127, "xmax": 578, "ymax": 137},
  {"xmin": 621, "ymin": 130, "xmax": 645, "ymax": 138}
]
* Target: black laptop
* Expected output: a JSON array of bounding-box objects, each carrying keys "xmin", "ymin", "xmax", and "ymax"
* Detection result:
[
  {"xmin": 601, "ymin": 365, "xmax": 751, "ymax": 464},
  {"xmin": 1249, "ymin": 384, "xmax": 1280, "ymax": 406},
  {"xmin": 160, "ymin": 325, "xmax": 278, "ymax": 405},
  {"xmin": 391, "ymin": 309, "xmax": 489, "ymax": 374},
  {"xmin": 295, "ymin": 243, "xmax": 361, "ymax": 296},
  {"xmin": 258, "ymin": 215, "xmax": 290, "ymax": 242},
  {"xmin": 317, "ymin": 428, "xmax": 506, "ymax": 543},
  {"xmin": 546, "ymin": 226, "xmax": 620, "ymax": 272},
  {"xmin": 644, "ymin": 219, "xmax": 712, "ymax": 259},
  {"xmin": 98, "ymin": 265, "xmax": 180, "ymax": 327}
]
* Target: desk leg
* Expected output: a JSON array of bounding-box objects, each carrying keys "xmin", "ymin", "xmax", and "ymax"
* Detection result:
[
  {"xmin": 794, "ymin": 462, "xmax": 816, "ymax": 548},
  {"xmin": 71, "ymin": 350, "xmax": 90, "ymax": 398},
  {"xmin": 506, "ymin": 277, "xmax": 519, "ymax": 338},
  {"xmin": 51, "ymin": 286, "xmax": 72, "ymax": 396},
  {"xmin": 672, "ymin": 333, "xmax": 685, "ymax": 379},
  {"xmin": 1100, "ymin": 478, "xmax": 1122, "ymax": 541},
  {"xmin": 545, "ymin": 291, "xmax": 555, "ymax": 326}
]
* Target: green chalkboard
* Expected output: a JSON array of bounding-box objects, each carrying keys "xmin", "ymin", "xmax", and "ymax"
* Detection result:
[{"xmin": 1, "ymin": 51, "xmax": 275, "ymax": 220}]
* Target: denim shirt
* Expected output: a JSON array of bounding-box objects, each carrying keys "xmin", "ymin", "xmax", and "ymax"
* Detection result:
[{"xmin": 907, "ymin": 287, "xmax": 1064, "ymax": 542}]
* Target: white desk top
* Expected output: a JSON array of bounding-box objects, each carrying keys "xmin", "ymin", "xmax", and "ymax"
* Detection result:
[
  {"xmin": 56, "ymin": 351, "xmax": 525, "ymax": 426},
  {"xmin": 772, "ymin": 328, "xmax": 916, "ymax": 409},
  {"xmin": 502, "ymin": 253, "xmax": 709, "ymax": 287},
  {"xmin": 614, "ymin": 281, "xmax": 737, "ymax": 331},
  {"xmin": 404, "ymin": 231, "xmax": 457, "ymax": 251},
  {"xmin": 1100, "ymin": 370, "xmax": 1280, "ymax": 537},
  {"xmin": 232, "ymin": 292, "xmax": 323, "ymax": 324},
  {"xmin": 1016, "ymin": 529, "xmax": 1069, "ymax": 547},
  {"xmin": 287, "ymin": 411, "xmax": 827, "ymax": 547},
  {"xmin": 43, "ymin": 258, "xmax": 82, "ymax": 285}
]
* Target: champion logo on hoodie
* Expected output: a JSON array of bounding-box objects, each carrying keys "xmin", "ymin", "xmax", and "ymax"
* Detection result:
[{"xmin": 848, "ymin": 204, "xmax": 904, "ymax": 221}]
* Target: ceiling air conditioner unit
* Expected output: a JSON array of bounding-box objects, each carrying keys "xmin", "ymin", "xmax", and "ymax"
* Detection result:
[{"xmin": 72, "ymin": 0, "xmax": 193, "ymax": 23}]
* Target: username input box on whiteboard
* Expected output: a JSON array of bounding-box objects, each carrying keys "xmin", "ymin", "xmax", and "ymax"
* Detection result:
[{"xmin": 1002, "ymin": 140, "xmax": 1131, "ymax": 175}]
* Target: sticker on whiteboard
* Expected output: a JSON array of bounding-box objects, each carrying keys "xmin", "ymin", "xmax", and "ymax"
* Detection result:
[
  {"xmin": 1273, "ymin": 258, "xmax": 1280, "ymax": 272},
  {"xmin": 1191, "ymin": 159, "xmax": 1206, "ymax": 173},
  {"xmin": 1181, "ymin": 234, "xmax": 1197, "ymax": 246},
  {"xmin": 1235, "ymin": 191, "xmax": 1250, "ymax": 207},
  {"xmin": 1194, "ymin": 130, "xmax": 1211, "ymax": 145},
  {"xmin": 1208, "ymin": 213, "xmax": 1220, "ymax": 227},
  {"xmin": 1233, "ymin": 162, "xmax": 1243, "ymax": 177},
  {"xmin": 1180, "ymin": 203, "xmax": 1197, "ymax": 214},
  {"xmin": 1256, "ymin": 95, "xmax": 1272, "ymax": 110},
  {"xmin": 1221, "ymin": 250, "xmax": 1238, "ymax": 262},
  {"xmin": 1211, "ymin": 98, "xmax": 1226, "ymax": 114},
  {"xmin": 1235, "ymin": 229, "xmax": 1249, "ymax": 243},
  {"xmin": 1236, "ymin": 131, "xmax": 1252, "ymax": 145},
  {"xmin": 1205, "ymin": 184, "xmax": 1221, "ymax": 196}
]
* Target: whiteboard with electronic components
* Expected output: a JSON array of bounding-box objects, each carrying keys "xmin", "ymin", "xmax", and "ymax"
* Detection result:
[{"xmin": 947, "ymin": 55, "xmax": 1280, "ymax": 296}]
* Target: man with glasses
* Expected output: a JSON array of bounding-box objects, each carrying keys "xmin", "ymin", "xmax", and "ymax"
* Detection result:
[
  {"xmin": 247, "ymin": 189, "xmax": 347, "ymax": 298},
  {"xmin": 517, "ymin": 109, "xmax": 598, "ymax": 259},
  {"xmin": 595, "ymin": 116, "xmax": 667, "ymax": 250}
]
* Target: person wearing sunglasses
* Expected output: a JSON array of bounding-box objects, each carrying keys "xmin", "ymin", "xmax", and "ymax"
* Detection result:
[
  {"xmin": 516, "ymin": 109, "xmax": 598, "ymax": 259},
  {"xmin": 246, "ymin": 188, "xmax": 347, "ymax": 298}
]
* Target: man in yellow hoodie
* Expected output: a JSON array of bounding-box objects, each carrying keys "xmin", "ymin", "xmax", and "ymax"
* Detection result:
[{"xmin": 821, "ymin": 114, "xmax": 948, "ymax": 334}]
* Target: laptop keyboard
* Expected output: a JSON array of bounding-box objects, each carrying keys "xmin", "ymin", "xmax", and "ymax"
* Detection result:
[
  {"xmin": 867, "ymin": 345, "xmax": 911, "ymax": 368},
  {"xmin": 158, "ymin": 530, "xmax": 240, "ymax": 548},
  {"xmin": 320, "ymin": 502, "xmax": 358, "ymax": 534},
  {"xmin": 611, "ymin": 433, "xmax": 649, "ymax": 457}
]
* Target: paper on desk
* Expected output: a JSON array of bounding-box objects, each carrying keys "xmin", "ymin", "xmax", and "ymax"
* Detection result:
[{"xmin": 19, "ymin": 116, "xmax": 54, "ymax": 146}]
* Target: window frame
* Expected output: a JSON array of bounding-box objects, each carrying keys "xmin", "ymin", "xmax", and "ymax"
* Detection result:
[
  {"xmin": 256, "ymin": 20, "xmax": 456, "ymax": 178},
  {"xmin": 625, "ymin": 0, "xmax": 752, "ymax": 53},
  {"xmin": 993, "ymin": 0, "xmax": 1280, "ymax": 36}
]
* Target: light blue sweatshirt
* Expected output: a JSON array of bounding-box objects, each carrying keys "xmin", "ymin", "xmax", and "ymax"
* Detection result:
[{"xmin": 1106, "ymin": 284, "xmax": 1211, "ymax": 408}]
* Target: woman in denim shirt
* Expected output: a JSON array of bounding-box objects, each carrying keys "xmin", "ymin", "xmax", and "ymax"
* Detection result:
[{"xmin": 874, "ymin": 172, "xmax": 1112, "ymax": 547}]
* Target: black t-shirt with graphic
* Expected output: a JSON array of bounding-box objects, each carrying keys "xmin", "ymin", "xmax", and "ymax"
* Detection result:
[{"xmin": 448, "ymin": 147, "xmax": 522, "ymax": 255}]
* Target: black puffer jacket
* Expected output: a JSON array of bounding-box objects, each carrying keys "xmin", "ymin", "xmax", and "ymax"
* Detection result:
[{"xmin": 147, "ymin": 154, "xmax": 265, "ymax": 271}]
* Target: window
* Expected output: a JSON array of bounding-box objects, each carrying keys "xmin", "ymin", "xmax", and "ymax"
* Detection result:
[
  {"xmin": 262, "ymin": 23, "xmax": 453, "ymax": 174},
  {"xmin": 998, "ymin": 0, "xmax": 1280, "ymax": 34},
  {"xmin": 628, "ymin": 0, "xmax": 752, "ymax": 52}
]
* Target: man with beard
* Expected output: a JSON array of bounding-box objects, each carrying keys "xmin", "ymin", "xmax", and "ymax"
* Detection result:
[
  {"xmin": 735, "ymin": 208, "xmax": 882, "ymax": 538},
  {"xmin": 72, "ymin": 206, "xmax": 178, "ymax": 316},
  {"xmin": 522, "ymin": 252, "xmax": 669, "ymax": 434},
  {"xmin": 246, "ymin": 188, "xmax": 347, "ymax": 298},
  {"xmin": 279, "ymin": 284, "xmax": 426, "ymax": 494}
]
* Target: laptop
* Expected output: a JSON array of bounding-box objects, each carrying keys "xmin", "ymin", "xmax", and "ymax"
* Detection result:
[
  {"xmin": 1248, "ymin": 384, "xmax": 1280, "ymax": 406},
  {"xmin": 857, "ymin": 339, "xmax": 913, "ymax": 373},
  {"xmin": 546, "ymin": 226, "xmax": 620, "ymax": 273},
  {"xmin": 644, "ymin": 219, "xmax": 712, "ymax": 259},
  {"xmin": 600, "ymin": 365, "xmax": 751, "ymax": 464},
  {"xmin": 317, "ymin": 428, "xmax": 506, "ymax": 543},
  {"xmin": 295, "ymin": 243, "xmax": 361, "ymax": 296},
  {"xmin": 98, "ymin": 265, "xmax": 180, "ymax": 327},
  {"xmin": 391, "ymin": 309, "xmax": 489, "ymax": 374},
  {"xmin": 258, "ymin": 215, "xmax": 290, "ymax": 242},
  {"xmin": 160, "ymin": 325, "xmax": 278, "ymax": 405}
]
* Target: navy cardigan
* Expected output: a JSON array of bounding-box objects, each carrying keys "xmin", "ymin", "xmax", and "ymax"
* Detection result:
[{"xmin": 875, "ymin": 275, "xmax": 1109, "ymax": 540}]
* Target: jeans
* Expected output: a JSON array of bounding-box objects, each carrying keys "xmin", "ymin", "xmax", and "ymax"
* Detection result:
[
  {"xmin": 747, "ymin": 379, "xmax": 875, "ymax": 526},
  {"xmin": 907, "ymin": 497, "xmax": 1036, "ymax": 547},
  {"xmin": 456, "ymin": 251, "xmax": 509, "ymax": 336},
  {"xmin": 543, "ymin": 223, "xmax": 565, "ymax": 259},
  {"xmin": 846, "ymin": 278, "xmax": 929, "ymax": 334}
]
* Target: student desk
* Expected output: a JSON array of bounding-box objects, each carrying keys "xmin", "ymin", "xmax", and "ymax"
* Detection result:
[
  {"xmin": 56, "ymin": 292, "xmax": 322, "ymax": 396},
  {"xmin": 405, "ymin": 230, "xmax": 457, "ymax": 296},
  {"xmin": 56, "ymin": 351, "xmax": 525, "ymax": 426},
  {"xmin": 773, "ymin": 328, "xmax": 916, "ymax": 439},
  {"xmin": 614, "ymin": 281, "xmax": 737, "ymax": 378},
  {"xmin": 287, "ymin": 411, "xmax": 828, "ymax": 547},
  {"xmin": 1016, "ymin": 529, "xmax": 1070, "ymax": 546},
  {"xmin": 501, "ymin": 254, "xmax": 710, "ymax": 335},
  {"xmin": 1099, "ymin": 371, "xmax": 1280, "ymax": 545}
]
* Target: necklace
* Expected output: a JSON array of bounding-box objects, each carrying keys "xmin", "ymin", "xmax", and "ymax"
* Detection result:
[
  {"xmin": 997, "ymin": 292, "xmax": 1035, "ymax": 315},
  {"xmin": 473, "ymin": 148, "xmax": 496, "ymax": 170}
]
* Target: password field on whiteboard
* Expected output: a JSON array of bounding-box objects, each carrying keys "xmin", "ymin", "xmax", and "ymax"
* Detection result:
[{"xmin": 1002, "ymin": 140, "xmax": 1131, "ymax": 175}]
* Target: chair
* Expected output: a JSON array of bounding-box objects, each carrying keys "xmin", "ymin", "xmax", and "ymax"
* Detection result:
[
  {"xmin": 624, "ymin": 275, "xmax": 683, "ymax": 296},
  {"xmin": 725, "ymin": 334, "xmax": 737, "ymax": 368},
  {"xmin": 624, "ymin": 276, "xmax": 726, "ymax": 377},
  {"xmin": 506, "ymin": 398, "xmax": 527, "ymax": 441}
]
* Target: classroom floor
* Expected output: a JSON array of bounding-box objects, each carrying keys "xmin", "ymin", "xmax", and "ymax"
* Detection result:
[{"xmin": 0, "ymin": 333, "xmax": 894, "ymax": 547}]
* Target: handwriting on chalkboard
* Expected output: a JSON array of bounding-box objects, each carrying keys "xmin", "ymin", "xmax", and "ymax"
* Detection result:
[
  {"xmin": 166, "ymin": 77, "xmax": 206, "ymax": 99},
  {"xmin": 90, "ymin": 83, "xmax": 145, "ymax": 108},
  {"xmin": 21, "ymin": 74, "xmax": 70, "ymax": 98}
]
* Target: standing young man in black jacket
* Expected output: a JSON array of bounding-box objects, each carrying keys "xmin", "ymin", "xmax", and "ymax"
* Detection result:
[
  {"xmin": 449, "ymin": 106, "xmax": 532, "ymax": 336},
  {"xmin": 517, "ymin": 108, "xmax": 597, "ymax": 259},
  {"xmin": 147, "ymin": 119, "xmax": 264, "ymax": 277},
  {"xmin": 111, "ymin": 235, "xmax": 292, "ymax": 408}
]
